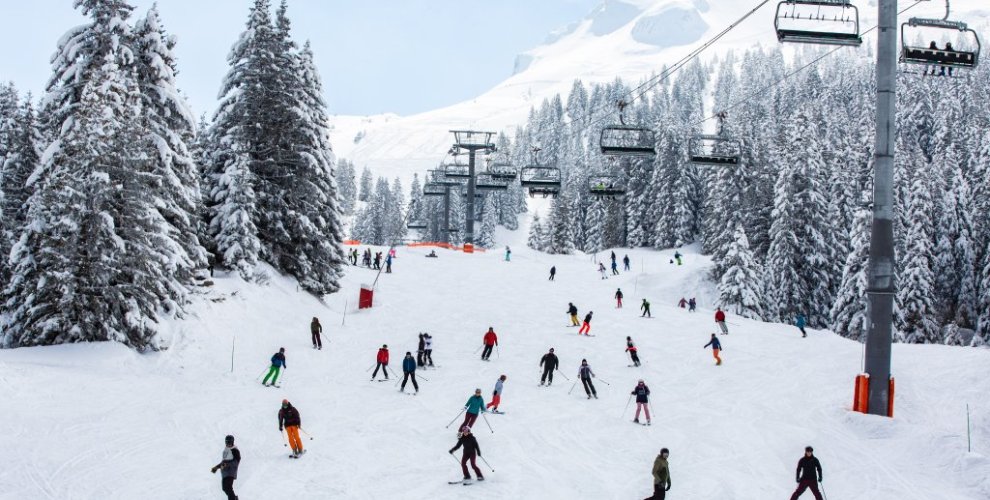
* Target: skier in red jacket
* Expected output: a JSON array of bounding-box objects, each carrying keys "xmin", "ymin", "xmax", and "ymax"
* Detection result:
[
  {"xmin": 372, "ymin": 344, "xmax": 390, "ymax": 380},
  {"xmin": 481, "ymin": 328, "xmax": 498, "ymax": 361},
  {"xmin": 715, "ymin": 308, "xmax": 728, "ymax": 335}
]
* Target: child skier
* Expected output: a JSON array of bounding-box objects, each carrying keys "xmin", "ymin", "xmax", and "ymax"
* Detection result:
[
  {"xmin": 626, "ymin": 336, "xmax": 641, "ymax": 367},
  {"xmin": 210, "ymin": 435, "xmax": 241, "ymax": 500},
  {"xmin": 481, "ymin": 327, "xmax": 498, "ymax": 361},
  {"xmin": 631, "ymin": 380, "xmax": 651, "ymax": 424},
  {"xmin": 262, "ymin": 348, "xmax": 286, "ymax": 387},
  {"xmin": 278, "ymin": 399, "xmax": 304, "ymax": 457},
  {"xmin": 310, "ymin": 317, "xmax": 323, "ymax": 350},
  {"xmin": 372, "ymin": 344, "xmax": 390, "ymax": 380},
  {"xmin": 486, "ymin": 375, "xmax": 507, "ymax": 412},
  {"xmin": 796, "ymin": 313, "xmax": 807, "ymax": 338},
  {"xmin": 449, "ymin": 426, "xmax": 484, "ymax": 483},
  {"xmin": 578, "ymin": 359, "xmax": 598, "ymax": 399},
  {"xmin": 615, "ymin": 288, "xmax": 624, "ymax": 308},
  {"xmin": 715, "ymin": 308, "xmax": 728, "ymax": 335},
  {"xmin": 703, "ymin": 334, "xmax": 723, "ymax": 365},
  {"xmin": 789, "ymin": 446, "xmax": 823, "ymax": 500},
  {"xmin": 598, "ymin": 262, "xmax": 608, "ymax": 279},
  {"xmin": 400, "ymin": 352, "xmax": 419, "ymax": 393},
  {"xmin": 641, "ymin": 299, "xmax": 651, "ymax": 318},
  {"xmin": 578, "ymin": 311, "xmax": 593, "ymax": 335},
  {"xmin": 540, "ymin": 348, "xmax": 559, "ymax": 386},
  {"xmin": 567, "ymin": 303, "xmax": 580, "ymax": 326},
  {"xmin": 462, "ymin": 388, "xmax": 486, "ymax": 428}
]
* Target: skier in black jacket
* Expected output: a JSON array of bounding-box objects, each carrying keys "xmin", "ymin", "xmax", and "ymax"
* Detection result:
[
  {"xmin": 211, "ymin": 435, "xmax": 240, "ymax": 500},
  {"xmin": 417, "ymin": 333, "xmax": 426, "ymax": 367},
  {"xmin": 567, "ymin": 303, "xmax": 579, "ymax": 326},
  {"xmin": 789, "ymin": 446, "xmax": 823, "ymax": 500},
  {"xmin": 449, "ymin": 426, "xmax": 484, "ymax": 482},
  {"xmin": 540, "ymin": 348, "xmax": 559, "ymax": 386}
]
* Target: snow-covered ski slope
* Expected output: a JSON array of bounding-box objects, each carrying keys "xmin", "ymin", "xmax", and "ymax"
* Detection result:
[{"xmin": 1, "ymin": 239, "xmax": 989, "ymax": 499}]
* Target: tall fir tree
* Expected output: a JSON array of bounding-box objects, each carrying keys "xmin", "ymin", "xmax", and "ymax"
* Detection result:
[
  {"xmin": 716, "ymin": 224, "xmax": 765, "ymax": 320},
  {"xmin": 895, "ymin": 167, "xmax": 939, "ymax": 343},
  {"xmin": 830, "ymin": 207, "xmax": 872, "ymax": 341}
]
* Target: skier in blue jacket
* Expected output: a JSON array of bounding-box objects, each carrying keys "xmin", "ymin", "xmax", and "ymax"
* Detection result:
[
  {"xmin": 400, "ymin": 352, "xmax": 419, "ymax": 393},
  {"xmin": 796, "ymin": 314, "xmax": 807, "ymax": 338},
  {"xmin": 461, "ymin": 389, "xmax": 486, "ymax": 428},
  {"xmin": 703, "ymin": 334, "xmax": 722, "ymax": 366},
  {"xmin": 262, "ymin": 348, "xmax": 286, "ymax": 386}
]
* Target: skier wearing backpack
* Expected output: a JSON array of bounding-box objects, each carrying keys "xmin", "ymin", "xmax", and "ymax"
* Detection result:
[
  {"xmin": 641, "ymin": 299, "xmax": 651, "ymax": 318},
  {"xmin": 278, "ymin": 399, "xmax": 304, "ymax": 457},
  {"xmin": 578, "ymin": 359, "xmax": 598, "ymax": 399},
  {"xmin": 631, "ymin": 380, "xmax": 651, "ymax": 424},
  {"xmin": 481, "ymin": 327, "xmax": 498, "ymax": 361},
  {"xmin": 372, "ymin": 345, "xmax": 390, "ymax": 380},
  {"xmin": 540, "ymin": 348, "xmax": 559, "ymax": 386},
  {"xmin": 210, "ymin": 435, "xmax": 241, "ymax": 500},
  {"xmin": 400, "ymin": 352, "xmax": 419, "ymax": 394},
  {"xmin": 645, "ymin": 448, "xmax": 670, "ymax": 499},
  {"xmin": 703, "ymin": 334, "xmax": 722, "ymax": 365},
  {"xmin": 578, "ymin": 311, "xmax": 593, "ymax": 335},
  {"xmin": 461, "ymin": 388, "xmax": 486, "ymax": 428},
  {"xmin": 789, "ymin": 446, "xmax": 824, "ymax": 500},
  {"xmin": 796, "ymin": 313, "xmax": 808, "ymax": 338},
  {"xmin": 715, "ymin": 307, "xmax": 729, "ymax": 335},
  {"xmin": 486, "ymin": 375, "xmax": 507, "ymax": 412},
  {"xmin": 626, "ymin": 336, "xmax": 641, "ymax": 367},
  {"xmin": 567, "ymin": 303, "xmax": 580, "ymax": 326},
  {"xmin": 262, "ymin": 348, "xmax": 286, "ymax": 387},
  {"xmin": 310, "ymin": 317, "xmax": 323, "ymax": 350},
  {"xmin": 615, "ymin": 288, "xmax": 624, "ymax": 308},
  {"xmin": 449, "ymin": 425, "xmax": 484, "ymax": 482}
]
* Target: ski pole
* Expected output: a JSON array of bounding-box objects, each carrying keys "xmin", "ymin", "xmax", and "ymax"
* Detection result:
[
  {"xmin": 481, "ymin": 413, "xmax": 494, "ymax": 433},
  {"xmin": 474, "ymin": 344, "xmax": 484, "ymax": 355},
  {"xmin": 256, "ymin": 367, "xmax": 269, "ymax": 381},
  {"xmin": 597, "ymin": 377, "xmax": 611, "ymax": 386},
  {"xmin": 299, "ymin": 428, "xmax": 315, "ymax": 441},
  {"xmin": 446, "ymin": 408, "xmax": 466, "ymax": 429},
  {"xmin": 496, "ymin": 345, "xmax": 500, "ymax": 359},
  {"xmin": 417, "ymin": 374, "xmax": 430, "ymax": 382},
  {"xmin": 567, "ymin": 380, "xmax": 578, "ymax": 395},
  {"xmin": 555, "ymin": 370, "xmax": 570, "ymax": 381},
  {"xmin": 366, "ymin": 363, "xmax": 376, "ymax": 373},
  {"xmin": 479, "ymin": 455, "xmax": 495, "ymax": 472},
  {"xmin": 820, "ymin": 481, "xmax": 828, "ymax": 500},
  {"xmin": 281, "ymin": 429, "xmax": 288, "ymax": 447},
  {"xmin": 621, "ymin": 394, "xmax": 633, "ymax": 419},
  {"xmin": 448, "ymin": 451, "xmax": 461, "ymax": 465}
]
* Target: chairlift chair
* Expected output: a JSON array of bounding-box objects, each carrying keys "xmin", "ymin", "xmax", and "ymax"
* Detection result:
[
  {"xmin": 900, "ymin": 18, "xmax": 980, "ymax": 73},
  {"xmin": 688, "ymin": 134, "xmax": 742, "ymax": 166},
  {"xmin": 519, "ymin": 165, "xmax": 562, "ymax": 195},
  {"xmin": 407, "ymin": 220, "xmax": 428, "ymax": 230},
  {"xmin": 474, "ymin": 173, "xmax": 510, "ymax": 191},
  {"xmin": 588, "ymin": 175, "xmax": 626, "ymax": 197},
  {"xmin": 429, "ymin": 169, "xmax": 463, "ymax": 186},
  {"xmin": 443, "ymin": 162, "xmax": 471, "ymax": 179},
  {"xmin": 600, "ymin": 100, "xmax": 656, "ymax": 157},
  {"xmin": 487, "ymin": 162, "xmax": 519, "ymax": 181},
  {"xmin": 423, "ymin": 182, "xmax": 446, "ymax": 197},
  {"xmin": 774, "ymin": 0, "xmax": 862, "ymax": 47}
]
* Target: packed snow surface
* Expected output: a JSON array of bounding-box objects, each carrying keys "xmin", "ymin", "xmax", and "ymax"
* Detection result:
[{"xmin": 1, "ymin": 237, "xmax": 988, "ymax": 499}]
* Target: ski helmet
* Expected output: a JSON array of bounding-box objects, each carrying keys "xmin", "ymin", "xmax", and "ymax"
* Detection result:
[
  {"xmin": 805, "ymin": 446, "xmax": 814, "ymax": 452},
  {"xmin": 660, "ymin": 448, "xmax": 669, "ymax": 455},
  {"xmin": 279, "ymin": 347, "xmax": 285, "ymax": 352},
  {"xmin": 225, "ymin": 435, "xmax": 235, "ymax": 444},
  {"xmin": 282, "ymin": 399, "xmax": 289, "ymax": 405}
]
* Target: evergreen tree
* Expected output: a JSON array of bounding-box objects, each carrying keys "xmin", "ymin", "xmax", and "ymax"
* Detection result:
[
  {"xmin": 358, "ymin": 166, "xmax": 373, "ymax": 202},
  {"xmin": 336, "ymin": 158, "xmax": 357, "ymax": 215},
  {"xmin": 477, "ymin": 195, "xmax": 498, "ymax": 248},
  {"xmin": 546, "ymin": 194, "xmax": 575, "ymax": 254},
  {"xmin": 527, "ymin": 211, "xmax": 547, "ymax": 251},
  {"xmin": 716, "ymin": 224, "xmax": 765, "ymax": 320},
  {"xmin": 896, "ymin": 168, "xmax": 939, "ymax": 343},
  {"xmin": 978, "ymin": 241, "xmax": 990, "ymax": 345},
  {"xmin": 1, "ymin": 96, "xmax": 42, "ymax": 281},
  {"xmin": 830, "ymin": 207, "xmax": 871, "ymax": 341}
]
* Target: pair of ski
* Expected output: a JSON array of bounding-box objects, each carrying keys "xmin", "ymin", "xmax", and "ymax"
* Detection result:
[
  {"xmin": 263, "ymin": 383, "xmax": 281, "ymax": 388},
  {"xmin": 289, "ymin": 450, "xmax": 307, "ymax": 459},
  {"xmin": 448, "ymin": 478, "xmax": 484, "ymax": 485}
]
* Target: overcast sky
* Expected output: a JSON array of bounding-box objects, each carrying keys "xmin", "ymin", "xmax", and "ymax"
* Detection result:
[{"xmin": 0, "ymin": 0, "xmax": 598, "ymax": 117}]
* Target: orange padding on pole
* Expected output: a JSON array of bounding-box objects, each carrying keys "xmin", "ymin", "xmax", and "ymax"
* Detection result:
[
  {"xmin": 887, "ymin": 377, "xmax": 895, "ymax": 418},
  {"xmin": 406, "ymin": 242, "xmax": 486, "ymax": 253},
  {"xmin": 853, "ymin": 374, "xmax": 870, "ymax": 413},
  {"xmin": 343, "ymin": 240, "xmax": 361, "ymax": 245}
]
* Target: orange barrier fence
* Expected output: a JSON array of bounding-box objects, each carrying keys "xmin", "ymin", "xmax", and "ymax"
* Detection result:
[
  {"xmin": 343, "ymin": 240, "xmax": 361, "ymax": 245},
  {"xmin": 406, "ymin": 242, "xmax": 486, "ymax": 253}
]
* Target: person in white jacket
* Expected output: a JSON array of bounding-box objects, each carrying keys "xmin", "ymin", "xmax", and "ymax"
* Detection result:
[{"xmin": 486, "ymin": 375, "xmax": 507, "ymax": 412}]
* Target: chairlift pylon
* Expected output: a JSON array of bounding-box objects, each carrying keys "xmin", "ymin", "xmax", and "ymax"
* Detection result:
[
  {"xmin": 774, "ymin": 0, "xmax": 862, "ymax": 47},
  {"xmin": 600, "ymin": 101, "xmax": 656, "ymax": 157}
]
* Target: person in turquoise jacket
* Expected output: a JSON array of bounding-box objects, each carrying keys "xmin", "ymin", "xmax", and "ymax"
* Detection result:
[
  {"xmin": 461, "ymin": 388, "xmax": 486, "ymax": 428},
  {"xmin": 262, "ymin": 348, "xmax": 286, "ymax": 386},
  {"xmin": 796, "ymin": 314, "xmax": 807, "ymax": 338}
]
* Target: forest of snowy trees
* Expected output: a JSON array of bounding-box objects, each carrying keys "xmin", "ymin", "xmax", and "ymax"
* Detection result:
[
  {"xmin": 0, "ymin": 0, "xmax": 346, "ymax": 349},
  {"xmin": 506, "ymin": 48, "xmax": 989, "ymax": 346}
]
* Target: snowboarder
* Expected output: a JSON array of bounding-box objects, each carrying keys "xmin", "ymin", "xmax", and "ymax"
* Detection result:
[
  {"xmin": 372, "ymin": 344, "xmax": 390, "ymax": 380},
  {"xmin": 623, "ymin": 254, "xmax": 631, "ymax": 271},
  {"xmin": 631, "ymin": 380, "xmax": 651, "ymax": 424},
  {"xmin": 417, "ymin": 333, "xmax": 426, "ymax": 367},
  {"xmin": 578, "ymin": 311, "xmax": 593, "ymax": 335},
  {"xmin": 567, "ymin": 303, "xmax": 580, "ymax": 326},
  {"xmin": 796, "ymin": 313, "xmax": 807, "ymax": 338},
  {"xmin": 678, "ymin": 297, "xmax": 687, "ymax": 308},
  {"xmin": 449, "ymin": 426, "xmax": 484, "ymax": 482},
  {"xmin": 641, "ymin": 299, "xmax": 651, "ymax": 318},
  {"xmin": 462, "ymin": 388, "xmax": 486, "ymax": 428},
  {"xmin": 481, "ymin": 327, "xmax": 498, "ymax": 361},
  {"xmin": 715, "ymin": 307, "xmax": 728, "ymax": 335},
  {"xmin": 210, "ymin": 435, "xmax": 241, "ymax": 500},
  {"xmin": 674, "ymin": 251, "xmax": 682, "ymax": 265},
  {"xmin": 626, "ymin": 336, "xmax": 641, "ymax": 367},
  {"xmin": 703, "ymin": 334, "xmax": 722, "ymax": 365},
  {"xmin": 540, "ymin": 348, "xmax": 559, "ymax": 386},
  {"xmin": 549, "ymin": 266, "xmax": 556, "ymax": 281},
  {"xmin": 615, "ymin": 288, "xmax": 624, "ymax": 308},
  {"xmin": 611, "ymin": 260, "xmax": 619, "ymax": 275},
  {"xmin": 688, "ymin": 298, "xmax": 696, "ymax": 312},
  {"xmin": 789, "ymin": 446, "xmax": 823, "ymax": 500},
  {"xmin": 385, "ymin": 253, "xmax": 393, "ymax": 273},
  {"xmin": 262, "ymin": 348, "xmax": 286, "ymax": 387},
  {"xmin": 278, "ymin": 399, "xmax": 304, "ymax": 457},
  {"xmin": 598, "ymin": 262, "xmax": 608, "ymax": 279},
  {"xmin": 505, "ymin": 246, "xmax": 511, "ymax": 261},
  {"xmin": 424, "ymin": 334, "xmax": 434, "ymax": 366},
  {"xmin": 645, "ymin": 448, "xmax": 671, "ymax": 499},
  {"xmin": 578, "ymin": 359, "xmax": 598, "ymax": 399},
  {"xmin": 400, "ymin": 352, "xmax": 419, "ymax": 393},
  {"xmin": 486, "ymin": 375, "xmax": 507, "ymax": 412},
  {"xmin": 311, "ymin": 317, "xmax": 323, "ymax": 350}
]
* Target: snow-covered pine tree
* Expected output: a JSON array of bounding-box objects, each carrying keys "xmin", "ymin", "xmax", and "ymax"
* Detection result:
[
  {"xmin": 1, "ymin": 95, "xmax": 42, "ymax": 281},
  {"xmin": 336, "ymin": 158, "xmax": 357, "ymax": 215},
  {"xmin": 477, "ymin": 195, "xmax": 498, "ymax": 248},
  {"xmin": 932, "ymin": 151, "xmax": 961, "ymax": 324},
  {"xmin": 716, "ymin": 223, "xmax": 765, "ymax": 320},
  {"xmin": 978, "ymin": 240, "xmax": 990, "ymax": 345},
  {"xmin": 546, "ymin": 193, "xmax": 575, "ymax": 254},
  {"xmin": 895, "ymin": 166, "xmax": 940, "ymax": 343},
  {"xmin": 358, "ymin": 166, "xmax": 373, "ymax": 202},
  {"xmin": 387, "ymin": 177, "xmax": 406, "ymax": 245},
  {"xmin": 527, "ymin": 211, "xmax": 547, "ymax": 251},
  {"xmin": 830, "ymin": 207, "xmax": 871, "ymax": 341},
  {"xmin": 0, "ymin": 83, "xmax": 19, "ymax": 164},
  {"xmin": 582, "ymin": 197, "xmax": 606, "ymax": 253},
  {"xmin": 948, "ymin": 163, "xmax": 978, "ymax": 329}
]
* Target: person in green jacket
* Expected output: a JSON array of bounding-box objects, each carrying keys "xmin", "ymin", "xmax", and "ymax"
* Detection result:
[
  {"xmin": 461, "ymin": 388, "xmax": 486, "ymax": 428},
  {"xmin": 645, "ymin": 448, "xmax": 671, "ymax": 500}
]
